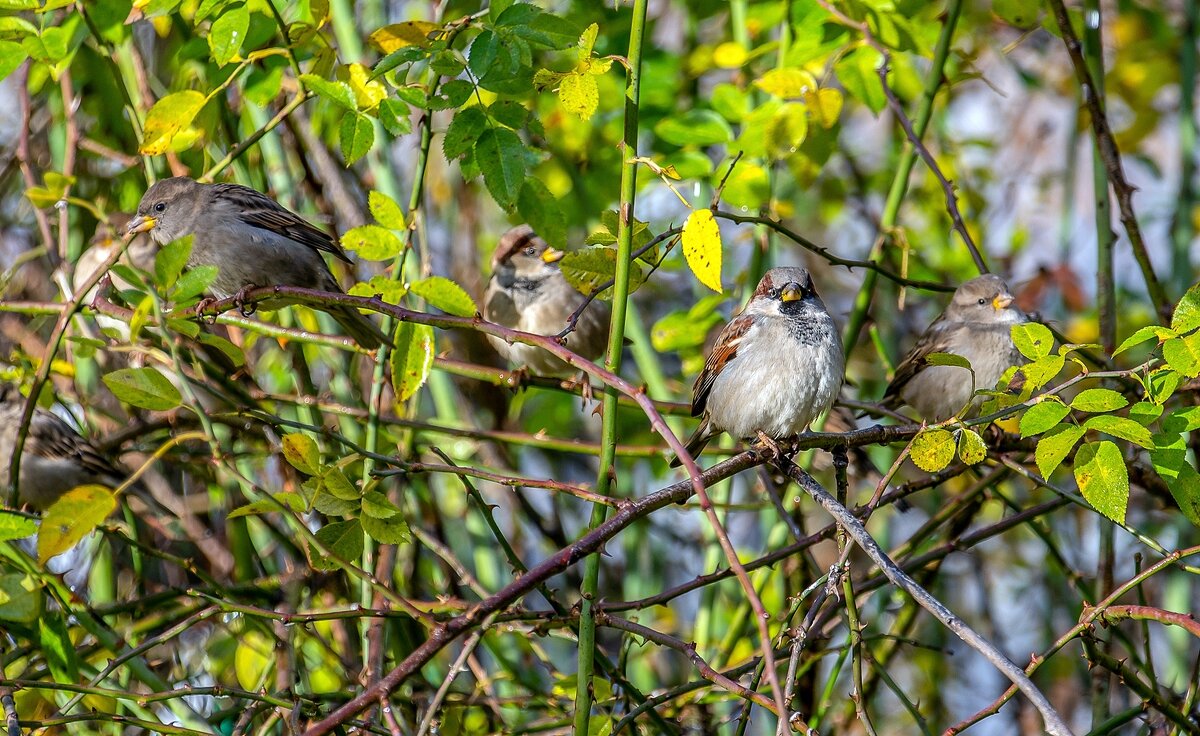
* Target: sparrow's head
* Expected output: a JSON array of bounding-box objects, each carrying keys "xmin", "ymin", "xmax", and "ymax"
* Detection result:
[
  {"xmin": 945, "ymin": 274, "xmax": 1022, "ymax": 324},
  {"xmin": 127, "ymin": 176, "xmax": 205, "ymax": 245},
  {"xmin": 490, "ymin": 225, "xmax": 564, "ymax": 285},
  {"xmin": 746, "ymin": 267, "xmax": 822, "ymax": 317}
]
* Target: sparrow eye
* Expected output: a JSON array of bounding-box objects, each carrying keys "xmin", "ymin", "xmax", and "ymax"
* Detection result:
[
  {"xmin": 154, "ymin": 202, "xmax": 166, "ymax": 213},
  {"xmin": 767, "ymin": 288, "xmax": 779, "ymax": 299},
  {"xmin": 524, "ymin": 247, "xmax": 536, "ymax": 256},
  {"xmin": 977, "ymin": 298, "xmax": 987, "ymax": 305}
]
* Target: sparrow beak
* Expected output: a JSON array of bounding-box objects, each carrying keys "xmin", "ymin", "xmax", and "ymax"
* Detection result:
[
  {"xmin": 992, "ymin": 293, "xmax": 1014, "ymax": 311},
  {"xmin": 542, "ymin": 247, "xmax": 565, "ymax": 264},
  {"xmin": 780, "ymin": 283, "xmax": 804, "ymax": 302},
  {"xmin": 126, "ymin": 215, "xmax": 156, "ymax": 235}
]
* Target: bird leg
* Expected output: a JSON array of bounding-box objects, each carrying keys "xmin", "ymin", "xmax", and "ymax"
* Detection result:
[
  {"xmin": 564, "ymin": 370, "xmax": 594, "ymax": 404},
  {"xmin": 195, "ymin": 297, "xmax": 221, "ymax": 324},
  {"xmin": 504, "ymin": 365, "xmax": 530, "ymax": 391},
  {"xmin": 754, "ymin": 430, "xmax": 787, "ymax": 462},
  {"xmin": 232, "ymin": 285, "xmax": 259, "ymax": 317}
]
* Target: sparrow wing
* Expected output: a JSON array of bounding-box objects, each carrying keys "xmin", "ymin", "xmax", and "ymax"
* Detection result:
[
  {"xmin": 883, "ymin": 316, "xmax": 962, "ymax": 407},
  {"xmin": 27, "ymin": 410, "xmax": 125, "ymax": 484},
  {"xmin": 212, "ymin": 183, "xmax": 353, "ymax": 264},
  {"xmin": 691, "ymin": 315, "xmax": 753, "ymax": 417}
]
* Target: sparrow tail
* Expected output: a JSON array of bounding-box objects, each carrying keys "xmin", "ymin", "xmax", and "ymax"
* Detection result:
[
  {"xmin": 669, "ymin": 420, "xmax": 712, "ymax": 468},
  {"xmin": 329, "ymin": 305, "xmax": 391, "ymax": 350}
]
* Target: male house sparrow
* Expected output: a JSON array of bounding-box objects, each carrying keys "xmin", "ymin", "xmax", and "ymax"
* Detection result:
[
  {"xmin": 673, "ymin": 267, "xmax": 844, "ymax": 465},
  {"xmin": 127, "ymin": 177, "xmax": 388, "ymax": 349},
  {"xmin": 0, "ymin": 385, "xmax": 135, "ymax": 510},
  {"xmin": 482, "ymin": 225, "xmax": 610, "ymax": 376},
  {"xmin": 883, "ymin": 273, "xmax": 1026, "ymax": 421}
]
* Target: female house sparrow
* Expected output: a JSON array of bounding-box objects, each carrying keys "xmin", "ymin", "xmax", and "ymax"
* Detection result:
[
  {"xmin": 883, "ymin": 273, "xmax": 1026, "ymax": 421},
  {"xmin": 127, "ymin": 177, "xmax": 388, "ymax": 349},
  {"xmin": 0, "ymin": 385, "xmax": 135, "ymax": 510},
  {"xmin": 482, "ymin": 225, "xmax": 610, "ymax": 376},
  {"xmin": 673, "ymin": 267, "xmax": 844, "ymax": 465}
]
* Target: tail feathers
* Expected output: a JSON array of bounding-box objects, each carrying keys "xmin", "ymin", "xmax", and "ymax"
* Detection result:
[
  {"xmin": 669, "ymin": 420, "xmax": 712, "ymax": 468},
  {"xmin": 330, "ymin": 305, "xmax": 390, "ymax": 349}
]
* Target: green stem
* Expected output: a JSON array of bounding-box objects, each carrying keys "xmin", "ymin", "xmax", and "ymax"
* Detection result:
[
  {"xmin": 1085, "ymin": 0, "xmax": 1116, "ymax": 354},
  {"xmin": 1173, "ymin": 0, "xmax": 1198, "ymax": 292},
  {"xmin": 573, "ymin": 0, "xmax": 647, "ymax": 731}
]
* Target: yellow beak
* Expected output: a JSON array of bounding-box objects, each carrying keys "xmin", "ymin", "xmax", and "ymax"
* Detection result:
[
  {"xmin": 542, "ymin": 247, "xmax": 565, "ymax": 264},
  {"xmin": 781, "ymin": 283, "xmax": 804, "ymax": 302},
  {"xmin": 992, "ymin": 294, "xmax": 1014, "ymax": 311},
  {"xmin": 126, "ymin": 215, "xmax": 156, "ymax": 235}
]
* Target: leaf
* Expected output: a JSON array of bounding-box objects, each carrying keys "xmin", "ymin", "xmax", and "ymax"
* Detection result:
[
  {"xmin": 171, "ymin": 265, "xmax": 218, "ymax": 302},
  {"xmin": 281, "ymin": 433, "xmax": 320, "ymax": 476},
  {"xmin": 368, "ymin": 21, "xmax": 439, "ymax": 53},
  {"xmin": 378, "ymin": 98, "xmax": 412, "ymax": 136},
  {"xmin": 654, "ymin": 110, "xmax": 733, "ymax": 147},
  {"xmin": 343, "ymin": 62, "xmax": 386, "ymax": 109},
  {"xmin": 1070, "ymin": 388, "xmax": 1128, "ymax": 413},
  {"xmin": 321, "ymin": 467, "xmax": 359, "ymax": 500},
  {"xmin": 925, "ymin": 352, "xmax": 974, "ymax": 370},
  {"xmin": 993, "ymin": 0, "xmax": 1042, "ymax": 27},
  {"xmin": 559, "ymin": 247, "xmax": 645, "ymax": 299},
  {"xmin": 957, "ymin": 428, "xmax": 987, "ymax": 465},
  {"xmin": 516, "ymin": 177, "xmax": 567, "ymax": 249},
  {"xmin": 368, "ymin": 190, "xmax": 405, "ymax": 230},
  {"xmin": 1128, "ymin": 402, "xmax": 1164, "ymax": 427},
  {"xmin": 1114, "ymin": 324, "xmax": 1175, "ymax": 356},
  {"xmin": 103, "ymin": 367, "xmax": 181, "ymax": 410},
  {"xmin": 443, "ymin": 106, "xmax": 487, "ymax": 161},
  {"xmin": 681, "ymin": 209, "xmax": 723, "ymax": 293},
  {"xmin": 341, "ymin": 225, "xmax": 402, "ymax": 261},
  {"xmin": 558, "ymin": 71, "xmax": 599, "ymax": 119},
  {"xmin": 1162, "ymin": 331, "xmax": 1200, "ymax": 378},
  {"xmin": 1149, "ymin": 433, "xmax": 1200, "ymax": 528},
  {"xmin": 0, "ymin": 39, "xmax": 27, "ymax": 82},
  {"xmin": 1172, "ymin": 280, "xmax": 1200, "ymax": 335},
  {"xmin": 234, "ymin": 631, "xmax": 271, "ymax": 690},
  {"xmin": 390, "ymin": 322, "xmax": 434, "ymax": 401},
  {"xmin": 0, "ymin": 573, "xmax": 41, "ymax": 623},
  {"xmin": 361, "ymin": 512, "xmax": 410, "ymax": 544},
  {"xmin": 719, "ymin": 163, "xmax": 770, "ymax": 210},
  {"xmin": 409, "ymin": 276, "xmax": 477, "ymax": 317},
  {"xmin": 911, "ymin": 429, "xmax": 956, "ymax": 472},
  {"xmin": 140, "ymin": 90, "xmax": 207, "ymax": 155},
  {"xmin": 1011, "ymin": 322, "xmax": 1055, "ymax": 360},
  {"xmin": 1144, "ymin": 367, "xmax": 1182, "ymax": 405},
  {"xmin": 753, "ymin": 67, "xmax": 818, "ymax": 98},
  {"xmin": 807, "ymin": 88, "xmax": 843, "ymax": 128},
  {"xmin": 39, "ymin": 614, "xmax": 79, "ymax": 683},
  {"xmin": 1020, "ymin": 400, "xmax": 1071, "ymax": 437},
  {"xmin": 339, "ymin": 113, "xmax": 374, "ymax": 165},
  {"xmin": 651, "ymin": 308, "xmax": 723, "ymax": 352},
  {"xmin": 474, "ymin": 127, "xmax": 527, "ymax": 209},
  {"xmin": 349, "ymin": 275, "xmax": 407, "ymax": 305},
  {"xmin": 836, "ymin": 47, "xmax": 886, "ymax": 115},
  {"xmin": 1021, "ymin": 354, "xmax": 1066, "ymax": 391},
  {"xmin": 1035, "ymin": 423, "xmax": 1086, "ymax": 478},
  {"xmin": 299, "ymin": 74, "xmax": 357, "ymax": 111},
  {"xmin": 711, "ymin": 83, "xmax": 749, "ymax": 121},
  {"xmin": 0, "ymin": 512, "xmax": 37, "ymax": 542},
  {"xmin": 361, "ymin": 490, "xmax": 400, "ymax": 519},
  {"xmin": 208, "ymin": 2, "xmax": 248, "ymax": 66},
  {"xmin": 1083, "ymin": 415, "xmax": 1154, "ymax": 448},
  {"xmin": 310, "ymin": 519, "xmax": 364, "ymax": 571},
  {"xmin": 1074, "ymin": 440, "xmax": 1129, "ymax": 524},
  {"xmin": 154, "ymin": 235, "xmax": 192, "ymax": 289},
  {"xmin": 37, "ymin": 486, "xmax": 115, "ymax": 563},
  {"xmin": 227, "ymin": 492, "xmax": 307, "ymax": 518}
]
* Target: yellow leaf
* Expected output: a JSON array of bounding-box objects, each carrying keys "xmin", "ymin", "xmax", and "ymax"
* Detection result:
[
  {"xmin": 140, "ymin": 90, "xmax": 207, "ymax": 155},
  {"xmin": 681, "ymin": 208, "xmax": 723, "ymax": 293},
  {"xmin": 559, "ymin": 71, "xmax": 598, "ymax": 119},
  {"xmin": 342, "ymin": 63, "xmax": 386, "ymax": 110},
  {"xmin": 771, "ymin": 102, "xmax": 808, "ymax": 153},
  {"xmin": 712, "ymin": 42, "xmax": 747, "ymax": 68},
  {"xmin": 753, "ymin": 67, "xmax": 817, "ymax": 99},
  {"xmin": 37, "ymin": 485, "xmax": 115, "ymax": 563},
  {"xmin": 368, "ymin": 21, "xmax": 438, "ymax": 53},
  {"xmin": 806, "ymin": 88, "xmax": 843, "ymax": 129}
]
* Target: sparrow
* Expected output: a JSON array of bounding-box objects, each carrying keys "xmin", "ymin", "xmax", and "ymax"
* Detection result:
[
  {"xmin": 883, "ymin": 273, "xmax": 1027, "ymax": 421},
  {"xmin": 0, "ymin": 385, "xmax": 136, "ymax": 510},
  {"xmin": 482, "ymin": 225, "xmax": 610, "ymax": 376},
  {"xmin": 127, "ymin": 176, "xmax": 388, "ymax": 349},
  {"xmin": 673, "ymin": 267, "xmax": 844, "ymax": 465}
]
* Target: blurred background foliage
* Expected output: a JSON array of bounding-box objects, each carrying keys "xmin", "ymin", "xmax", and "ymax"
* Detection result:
[{"xmin": 0, "ymin": 0, "xmax": 1199, "ymax": 734}]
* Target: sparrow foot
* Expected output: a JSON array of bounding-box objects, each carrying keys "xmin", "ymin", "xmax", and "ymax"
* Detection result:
[
  {"xmin": 505, "ymin": 365, "xmax": 531, "ymax": 391},
  {"xmin": 564, "ymin": 370, "xmax": 594, "ymax": 404},
  {"xmin": 195, "ymin": 297, "xmax": 221, "ymax": 324},
  {"xmin": 232, "ymin": 286, "xmax": 259, "ymax": 317},
  {"xmin": 754, "ymin": 431, "xmax": 788, "ymax": 462}
]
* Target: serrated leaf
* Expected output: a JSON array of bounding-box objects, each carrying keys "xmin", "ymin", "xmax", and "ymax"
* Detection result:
[
  {"xmin": 559, "ymin": 247, "xmax": 645, "ymax": 299},
  {"xmin": 368, "ymin": 20, "xmax": 439, "ymax": 53},
  {"xmin": 1149, "ymin": 433, "xmax": 1200, "ymax": 528},
  {"xmin": 1035, "ymin": 423, "xmax": 1086, "ymax": 478},
  {"xmin": 1083, "ymin": 415, "xmax": 1154, "ymax": 448},
  {"xmin": 1020, "ymin": 400, "xmax": 1070, "ymax": 437},
  {"xmin": 39, "ymin": 614, "xmax": 79, "ymax": 683},
  {"xmin": 474, "ymin": 127, "xmax": 526, "ymax": 209},
  {"xmin": 1011, "ymin": 322, "xmax": 1054, "ymax": 360},
  {"xmin": 1128, "ymin": 401, "xmax": 1164, "ymax": 427},
  {"xmin": 681, "ymin": 209, "xmax": 723, "ymax": 293},
  {"xmin": 339, "ymin": 113, "xmax": 374, "ymax": 164},
  {"xmin": 390, "ymin": 322, "xmax": 434, "ymax": 401},
  {"xmin": 103, "ymin": 367, "xmax": 181, "ymax": 410},
  {"xmin": 321, "ymin": 467, "xmax": 359, "ymax": 500},
  {"xmin": 343, "ymin": 62, "xmax": 386, "ymax": 109},
  {"xmin": 911, "ymin": 429, "xmax": 956, "ymax": 472},
  {"xmin": 0, "ymin": 573, "xmax": 40, "ymax": 623},
  {"xmin": 1162, "ymin": 331, "xmax": 1200, "ymax": 378},
  {"xmin": 37, "ymin": 486, "xmax": 115, "ymax": 562},
  {"xmin": 651, "ymin": 309, "xmax": 723, "ymax": 352},
  {"xmin": 409, "ymin": 276, "xmax": 477, "ymax": 317},
  {"xmin": 654, "ymin": 110, "xmax": 733, "ymax": 147},
  {"xmin": 228, "ymin": 492, "xmax": 307, "ymax": 518},
  {"xmin": 310, "ymin": 519, "xmax": 364, "ymax": 570},
  {"xmin": 208, "ymin": 2, "xmax": 248, "ymax": 66},
  {"xmin": 443, "ymin": 106, "xmax": 487, "ymax": 161},
  {"xmin": 0, "ymin": 39, "xmax": 27, "ymax": 82},
  {"xmin": 361, "ymin": 490, "xmax": 400, "ymax": 519},
  {"xmin": 957, "ymin": 428, "xmax": 987, "ymax": 465},
  {"xmin": 517, "ymin": 177, "xmax": 567, "ymax": 249},
  {"xmin": 281, "ymin": 433, "xmax": 320, "ymax": 475},
  {"xmin": 836, "ymin": 46, "xmax": 885, "ymax": 115},
  {"xmin": 1114, "ymin": 324, "xmax": 1175, "ymax": 356},
  {"xmin": 341, "ymin": 225, "xmax": 402, "ymax": 260},
  {"xmin": 558, "ymin": 71, "xmax": 598, "ymax": 119},
  {"xmin": 1021, "ymin": 354, "xmax": 1065, "ymax": 391},
  {"xmin": 0, "ymin": 512, "xmax": 37, "ymax": 542},
  {"xmin": 1074, "ymin": 440, "xmax": 1129, "ymax": 523},
  {"xmin": 300, "ymin": 74, "xmax": 356, "ymax": 111},
  {"xmin": 361, "ymin": 512, "xmax": 410, "ymax": 544},
  {"xmin": 1163, "ymin": 406, "xmax": 1200, "ymax": 433},
  {"xmin": 378, "ymin": 98, "xmax": 411, "ymax": 136},
  {"xmin": 171, "ymin": 265, "xmax": 218, "ymax": 302},
  {"xmin": 1144, "ymin": 368, "xmax": 1182, "ymax": 405},
  {"xmin": 154, "ymin": 235, "xmax": 192, "ymax": 288},
  {"xmin": 1172, "ymin": 281, "xmax": 1200, "ymax": 335},
  {"xmin": 1070, "ymin": 388, "xmax": 1128, "ymax": 413},
  {"xmin": 140, "ymin": 90, "xmax": 207, "ymax": 155},
  {"xmin": 349, "ymin": 275, "xmax": 407, "ymax": 305},
  {"xmin": 368, "ymin": 190, "xmax": 405, "ymax": 230}
]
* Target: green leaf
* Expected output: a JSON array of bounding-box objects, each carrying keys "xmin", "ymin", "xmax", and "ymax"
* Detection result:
[
  {"xmin": 1172, "ymin": 280, "xmax": 1200, "ymax": 335},
  {"xmin": 319, "ymin": 467, "xmax": 358, "ymax": 500},
  {"xmin": 310, "ymin": 519, "xmax": 364, "ymax": 571},
  {"xmin": 208, "ymin": 2, "xmax": 249, "ymax": 66},
  {"xmin": 910, "ymin": 428, "xmax": 956, "ymax": 473},
  {"xmin": 281, "ymin": 433, "xmax": 320, "ymax": 475},
  {"xmin": 443, "ymin": 106, "xmax": 487, "ymax": 161},
  {"xmin": 233, "ymin": 630, "xmax": 271, "ymax": 691},
  {"xmin": 378, "ymin": 98, "xmax": 412, "ymax": 136},
  {"xmin": 37, "ymin": 486, "xmax": 115, "ymax": 563},
  {"xmin": 1035, "ymin": 423, "xmax": 1085, "ymax": 478},
  {"xmin": 711, "ymin": 83, "xmax": 749, "ymax": 122},
  {"xmin": 719, "ymin": 163, "xmax": 770, "ymax": 210},
  {"xmin": 681, "ymin": 208, "xmax": 723, "ymax": 293},
  {"xmin": 368, "ymin": 190, "xmax": 405, "ymax": 230},
  {"xmin": 39, "ymin": 614, "xmax": 80, "ymax": 683},
  {"xmin": 1074, "ymin": 440, "xmax": 1129, "ymax": 523},
  {"xmin": 228, "ymin": 492, "xmax": 307, "ymax": 518},
  {"xmin": 154, "ymin": 235, "xmax": 192, "ymax": 288},
  {"xmin": 1163, "ymin": 406, "xmax": 1200, "ymax": 433},
  {"xmin": 1114, "ymin": 324, "xmax": 1175, "ymax": 356},
  {"xmin": 957, "ymin": 428, "xmax": 987, "ymax": 465},
  {"xmin": 993, "ymin": 0, "xmax": 1042, "ymax": 27},
  {"xmin": 517, "ymin": 177, "xmax": 567, "ymax": 249},
  {"xmin": 1019, "ymin": 400, "xmax": 1070, "ymax": 437},
  {"xmin": 361, "ymin": 512, "xmax": 410, "ymax": 544},
  {"xmin": 1083, "ymin": 415, "xmax": 1155, "ymax": 449},
  {"xmin": 1021, "ymin": 354, "xmax": 1065, "ymax": 391},
  {"xmin": 349, "ymin": 275, "xmax": 407, "ymax": 305},
  {"xmin": 299, "ymin": 74, "xmax": 357, "ymax": 111},
  {"xmin": 836, "ymin": 46, "xmax": 886, "ymax": 115},
  {"xmin": 409, "ymin": 276, "xmax": 477, "ymax": 317},
  {"xmin": 0, "ymin": 573, "xmax": 41, "ymax": 623},
  {"xmin": 925, "ymin": 352, "xmax": 973, "ymax": 370},
  {"xmin": 1128, "ymin": 402, "xmax": 1164, "ymax": 427},
  {"xmin": 654, "ymin": 110, "xmax": 733, "ymax": 147},
  {"xmin": 390, "ymin": 322, "xmax": 435, "ymax": 401},
  {"xmin": 474, "ymin": 127, "xmax": 527, "ymax": 209},
  {"xmin": 1011, "ymin": 322, "xmax": 1054, "ymax": 361},
  {"xmin": 140, "ymin": 90, "xmax": 207, "ymax": 155},
  {"xmin": 559, "ymin": 247, "xmax": 645, "ymax": 299},
  {"xmin": 1162, "ymin": 331, "xmax": 1200, "ymax": 377},
  {"xmin": 341, "ymin": 225, "xmax": 402, "ymax": 260},
  {"xmin": 0, "ymin": 512, "xmax": 37, "ymax": 542},
  {"xmin": 1144, "ymin": 367, "xmax": 1182, "ymax": 405},
  {"xmin": 339, "ymin": 113, "xmax": 374, "ymax": 164},
  {"xmin": 361, "ymin": 490, "xmax": 400, "ymax": 519},
  {"xmin": 1070, "ymin": 388, "xmax": 1128, "ymax": 413},
  {"xmin": 558, "ymin": 70, "xmax": 599, "ymax": 118},
  {"xmin": 0, "ymin": 39, "xmax": 27, "ymax": 82},
  {"xmin": 103, "ymin": 367, "xmax": 181, "ymax": 411},
  {"xmin": 171, "ymin": 265, "xmax": 218, "ymax": 302},
  {"xmin": 651, "ymin": 305, "xmax": 724, "ymax": 352},
  {"xmin": 1149, "ymin": 433, "xmax": 1200, "ymax": 528}
]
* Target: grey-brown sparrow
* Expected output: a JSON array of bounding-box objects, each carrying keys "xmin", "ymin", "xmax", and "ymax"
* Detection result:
[
  {"xmin": 673, "ymin": 267, "xmax": 844, "ymax": 465},
  {"xmin": 883, "ymin": 273, "xmax": 1026, "ymax": 421},
  {"xmin": 482, "ymin": 225, "xmax": 610, "ymax": 376},
  {"xmin": 127, "ymin": 177, "xmax": 388, "ymax": 349}
]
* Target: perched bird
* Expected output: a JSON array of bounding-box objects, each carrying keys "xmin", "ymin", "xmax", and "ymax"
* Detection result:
[
  {"xmin": 883, "ymin": 273, "xmax": 1026, "ymax": 421},
  {"xmin": 482, "ymin": 225, "xmax": 610, "ymax": 376},
  {"xmin": 127, "ymin": 176, "xmax": 388, "ymax": 349},
  {"xmin": 673, "ymin": 267, "xmax": 844, "ymax": 466},
  {"xmin": 0, "ymin": 385, "xmax": 136, "ymax": 510}
]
